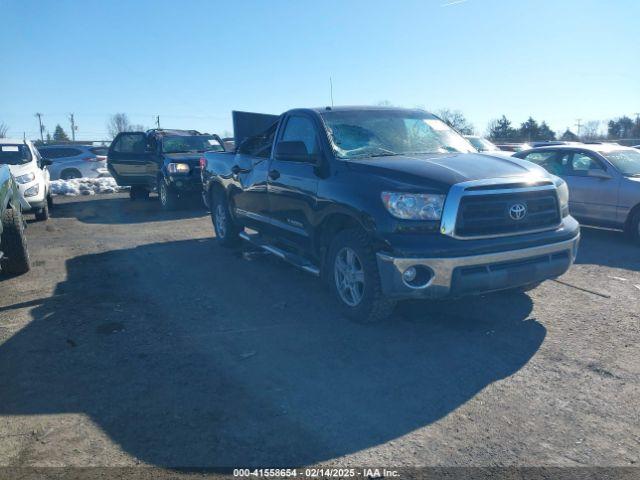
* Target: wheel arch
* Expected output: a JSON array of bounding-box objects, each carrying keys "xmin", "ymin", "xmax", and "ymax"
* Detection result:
[{"xmin": 624, "ymin": 202, "xmax": 640, "ymax": 232}]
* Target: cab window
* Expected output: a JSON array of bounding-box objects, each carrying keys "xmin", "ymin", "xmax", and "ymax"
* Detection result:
[
  {"xmin": 238, "ymin": 122, "xmax": 277, "ymax": 158},
  {"xmin": 112, "ymin": 133, "xmax": 147, "ymax": 154},
  {"xmin": 522, "ymin": 150, "xmax": 566, "ymax": 176},
  {"xmin": 280, "ymin": 116, "xmax": 318, "ymax": 156}
]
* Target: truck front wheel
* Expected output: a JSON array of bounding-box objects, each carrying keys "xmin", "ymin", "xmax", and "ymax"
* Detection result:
[
  {"xmin": 328, "ymin": 229, "xmax": 396, "ymax": 323},
  {"xmin": 211, "ymin": 189, "xmax": 241, "ymax": 247},
  {"xmin": 1, "ymin": 207, "xmax": 31, "ymax": 275}
]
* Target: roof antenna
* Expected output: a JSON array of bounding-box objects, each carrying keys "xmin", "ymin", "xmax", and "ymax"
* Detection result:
[{"xmin": 329, "ymin": 77, "xmax": 334, "ymax": 108}]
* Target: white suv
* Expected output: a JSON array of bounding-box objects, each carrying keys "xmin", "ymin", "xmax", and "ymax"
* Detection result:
[{"xmin": 0, "ymin": 139, "xmax": 52, "ymax": 221}]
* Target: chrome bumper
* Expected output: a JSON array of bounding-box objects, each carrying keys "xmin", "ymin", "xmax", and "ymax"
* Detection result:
[{"xmin": 376, "ymin": 234, "xmax": 580, "ymax": 299}]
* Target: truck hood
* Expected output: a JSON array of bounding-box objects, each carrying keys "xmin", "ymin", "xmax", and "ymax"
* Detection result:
[
  {"xmin": 162, "ymin": 153, "xmax": 203, "ymax": 162},
  {"xmin": 344, "ymin": 152, "xmax": 550, "ymax": 190}
]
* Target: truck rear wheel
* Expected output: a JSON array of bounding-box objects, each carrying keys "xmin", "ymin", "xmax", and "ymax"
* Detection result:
[
  {"xmin": 327, "ymin": 229, "xmax": 396, "ymax": 323},
  {"xmin": 130, "ymin": 186, "xmax": 150, "ymax": 201},
  {"xmin": 1, "ymin": 207, "xmax": 31, "ymax": 275},
  {"xmin": 211, "ymin": 189, "xmax": 241, "ymax": 247}
]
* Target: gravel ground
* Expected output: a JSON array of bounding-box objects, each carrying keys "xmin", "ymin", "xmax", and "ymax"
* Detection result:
[{"xmin": 0, "ymin": 193, "xmax": 638, "ymax": 470}]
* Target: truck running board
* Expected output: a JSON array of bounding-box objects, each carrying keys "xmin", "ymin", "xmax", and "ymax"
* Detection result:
[{"xmin": 239, "ymin": 232, "xmax": 320, "ymax": 277}]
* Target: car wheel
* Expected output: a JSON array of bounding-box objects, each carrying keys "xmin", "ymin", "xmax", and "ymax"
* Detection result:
[
  {"xmin": 158, "ymin": 180, "xmax": 178, "ymax": 210},
  {"xmin": 1, "ymin": 207, "xmax": 31, "ymax": 275},
  {"xmin": 129, "ymin": 186, "xmax": 150, "ymax": 201},
  {"xmin": 626, "ymin": 209, "xmax": 640, "ymax": 244},
  {"xmin": 34, "ymin": 198, "xmax": 49, "ymax": 221},
  {"xmin": 211, "ymin": 189, "xmax": 240, "ymax": 247},
  {"xmin": 327, "ymin": 228, "xmax": 396, "ymax": 323},
  {"xmin": 60, "ymin": 169, "xmax": 82, "ymax": 180}
]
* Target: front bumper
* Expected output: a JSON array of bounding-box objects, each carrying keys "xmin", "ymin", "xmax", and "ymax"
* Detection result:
[
  {"xmin": 376, "ymin": 233, "xmax": 580, "ymax": 299},
  {"xmin": 165, "ymin": 175, "xmax": 201, "ymax": 194}
]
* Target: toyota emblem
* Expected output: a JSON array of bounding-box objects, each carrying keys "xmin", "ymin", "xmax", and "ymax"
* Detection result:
[{"xmin": 509, "ymin": 203, "xmax": 527, "ymax": 220}]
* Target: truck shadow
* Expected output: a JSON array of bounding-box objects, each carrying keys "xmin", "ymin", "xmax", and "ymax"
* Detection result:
[
  {"xmin": 51, "ymin": 195, "xmax": 207, "ymax": 224},
  {"xmin": 0, "ymin": 239, "xmax": 541, "ymax": 467},
  {"xmin": 574, "ymin": 226, "xmax": 640, "ymax": 271}
]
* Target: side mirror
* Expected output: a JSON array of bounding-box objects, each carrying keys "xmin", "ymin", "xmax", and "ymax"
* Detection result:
[
  {"xmin": 41, "ymin": 158, "xmax": 52, "ymax": 167},
  {"xmin": 587, "ymin": 169, "xmax": 612, "ymax": 180},
  {"xmin": 275, "ymin": 141, "xmax": 317, "ymax": 163}
]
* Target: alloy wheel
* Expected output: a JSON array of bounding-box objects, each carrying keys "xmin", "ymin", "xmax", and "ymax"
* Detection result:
[{"xmin": 334, "ymin": 246, "xmax": 365, "ymax": 307}]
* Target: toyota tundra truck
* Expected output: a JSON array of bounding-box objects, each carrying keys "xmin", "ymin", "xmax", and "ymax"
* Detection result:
[{"xmin": 201, "ymin": 107, "xmax": 580, "ymax": 322}]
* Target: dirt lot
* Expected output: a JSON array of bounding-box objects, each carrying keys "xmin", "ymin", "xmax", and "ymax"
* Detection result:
[{"xmin": 0, "ymin": 193, "xmax": 638, "ymax": 468}]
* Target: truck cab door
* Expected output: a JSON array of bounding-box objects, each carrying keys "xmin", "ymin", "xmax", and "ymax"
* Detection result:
[
  {"xmin": 267, "ymin": 114, "xmax": 321, "ymax": 249},
  {"xmin": 107, "ymin": 132, "xmax": 155, "ymax": 188}
]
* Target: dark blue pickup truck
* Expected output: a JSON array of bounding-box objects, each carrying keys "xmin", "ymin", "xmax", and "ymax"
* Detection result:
[{"xmin": 201, "ymin": 107, "xmax": 580, "ymax": 322}]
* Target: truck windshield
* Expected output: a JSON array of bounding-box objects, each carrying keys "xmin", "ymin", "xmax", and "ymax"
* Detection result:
[
  {"xmin": 0, "ymin": 144, "xmax": 32, "ymax": 165},
  {"xmin": 601, "ymin": 150, "xmax": 640, "ymax": 177},
  {"xmin": 320, "ymin": 110, "xmax": 475, "ymax": 159},
  {"xmin": 162, "ymin": 136, "xmax": 224, "ymax": 154}
]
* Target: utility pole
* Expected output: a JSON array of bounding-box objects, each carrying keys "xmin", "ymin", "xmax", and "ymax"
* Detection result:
[
  {"xmin": 35, "ymin": 113, "xmax": 44, "ymax": 142},
  {"xmin": 156, "ymin": 116, "xmax": 160, "ymax": 129},
  {"xmin": 574, "ymin": 118, "xmax": 582, "ymax": 137},
  {"xmin": 69, "ymin": 113, "xmax": 77, "ymax": 142},
  {"xmin": 329, "ymin": 77, "xmax": 334, "ymax": 108}
]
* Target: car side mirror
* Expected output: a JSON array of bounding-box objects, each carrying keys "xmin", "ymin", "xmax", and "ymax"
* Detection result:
[
  {"xmin": 42, "ymin": 158, "xmax": 53, "ymax": 166},
  {"xmin": 587, "ymin": 169, "xmax": 612, "ymax": 180},
  {"xmin": 275, "ymin": 141, "xmax": 317, "ymax": 163}
]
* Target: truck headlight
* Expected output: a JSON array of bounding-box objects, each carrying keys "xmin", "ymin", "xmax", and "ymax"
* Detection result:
[
  {"xmin": 381, "ymin": 192, "xmax": 445, "ymax": 220},
  {"xmin": 24, "ymin": 184, "xmax": 39, "ymax": 197},
  {"xmin": 167, "ymin": 163, "xmax": 190, "ymax": 174},
  {"xmin": 15, "ymin": 172, "xmax": 35, "ymax": 184},
  {"xmin": 555, "ymin": 179, "xmax": 569, "ymax": 217}
]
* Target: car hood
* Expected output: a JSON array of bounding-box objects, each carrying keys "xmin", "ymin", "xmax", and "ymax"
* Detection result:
[
  {"xmin": 344, "ymin": 152, "xmax": 550, "ymax": 190},
  {"xmin": 6, "ymin": 163, "xmax": 36, "ymax": 177}
]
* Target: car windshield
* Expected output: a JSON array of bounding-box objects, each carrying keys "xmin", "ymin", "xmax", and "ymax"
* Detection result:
[
  {"xmin": 161, "ymin": 136, "xmax": 224, "ymax": 154},
  {"xmin": 468, "ymin": 137, "xmax": 499, "ymax": 152},
  {"xmin": 0, "ymin": 144, "xmax": 32, "ymax": 165},
  {"xmin": 320, "ymin": 110, "xmax": 475, "ymax": 159},
  {"xmin": 601, "ymin": 150, "xmax": 640, "ymax": 177}
]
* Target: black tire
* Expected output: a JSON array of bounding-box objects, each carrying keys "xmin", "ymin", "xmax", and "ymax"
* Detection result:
[
  {"xmin": 34, "ymin": 198, "xmax": 50, "ymax": 221},
  {"xmin": 1, "ymin": 208, "xmax": 30, "ymax": 275},
  {"xmin": 129, "ymin": 186, "xmax": 150, "ymax": 201},
  {"xmin": 626, "ymin": 209, "xmax": 640, "ymax": 243},
  {"xmin": 210, "ymin": 188, "xmax": 241, "ymax": 247},
  {"xmin": 327, "ymin": 228, "xmax": 396, "ymax": 323},
  {"xmin": 60, "ymin": 169, "xmax": 82, "ymax": 180},
  {"xmin": 158, "ymin": 180, "xmax": 179, "ymax": 210}
]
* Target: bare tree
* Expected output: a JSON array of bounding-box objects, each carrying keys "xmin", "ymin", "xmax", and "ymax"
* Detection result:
[
  {"xmin": 0, "ymin": 122, "xmax": 8, "ymax": 138},
  {"xmin": 436, "ymin": 109, "xmax": 474, "ymax": 135},
  {"xmin": 581, "ymin": 120, "xmax": 602, "ymax": 141},
  {"xmin": 107, "ymin": 113, "xmax": 133, "ymax": 139}
]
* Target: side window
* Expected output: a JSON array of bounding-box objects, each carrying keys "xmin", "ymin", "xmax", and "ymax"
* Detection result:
[
  {"xmin": 570, "ymin": 152, "xmax": 603, "ymax": 175},
  {"xmin": 280, "ymin": 116, "xmax": 318, "ymax": 155},
  {"xmin": 238, "ymin": 123, "xmax": 277, "ymax": 158},
  {"xmin": 112, "ymin": 133, "xmax": 147, "ymax": 154},
  {"xmin": 523, "ymin": 151, "xmax": 566, "ymax": 176}
]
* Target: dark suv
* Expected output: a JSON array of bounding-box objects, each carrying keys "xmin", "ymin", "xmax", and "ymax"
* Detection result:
[{"xmin": 107, "ymin": 129, "xmax": 225, "ymax": 209}]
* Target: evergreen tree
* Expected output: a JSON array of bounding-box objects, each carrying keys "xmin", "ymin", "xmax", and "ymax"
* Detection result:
[
  {"xmin": 537, "ymin": 121, "xmax": 556, "ymax": 141},
  {"xmin": 53, "ymin": 124, "xmax": 70, "ymax": 142},
  {"xmin": 560, "ymin": 129, "xmax": 578, "ymax": 141},
  {"xmin": 487, "ymin": 115, "xmax": 517, "ymax": 142}
]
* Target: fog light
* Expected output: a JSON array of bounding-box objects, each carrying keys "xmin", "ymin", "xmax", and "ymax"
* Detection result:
[
  {"xmin": 403, "ymin": 267, "xmax": 417, "ymax": 283},
  {"xmin": 401, "ymin": 265, "xmax": 434, "ymax": 289}
]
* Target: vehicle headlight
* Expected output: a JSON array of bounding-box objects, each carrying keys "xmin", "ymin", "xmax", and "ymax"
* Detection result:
[
  {"xmin": 15, "ymin": 172, "xmax": 35, "ymax": 184},
  {"xmin": 24, "ymin": 184, "xmax": 39, "ymax": 197},
  {"xmin": 555, "ymin": 178, "xmax": 569, "ymax": 217},
  {"xmin": 167, "ymin": 163, "xmax": 190, "ymax": 174},
  {"xmin": 381, "ymin": 192, "xmax": 445, "ymax": 220}
]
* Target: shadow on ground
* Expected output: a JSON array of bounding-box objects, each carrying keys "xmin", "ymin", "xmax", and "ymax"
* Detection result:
[
  {"xmin": 574, "ymin": 226, "xmax": 640, "ymax": 271},
  {"xmin": 50, "ymin": 195, "xmax": 206, "ymax": 224},
  {"xmin": 0, "ymin": 238, "xmax": 542, "ymax": 467}
]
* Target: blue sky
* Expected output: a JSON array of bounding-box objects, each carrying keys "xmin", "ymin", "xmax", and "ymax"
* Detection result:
[{"xmin": 1, "ymin": 0, "xmax": 638, "ymax": 140}]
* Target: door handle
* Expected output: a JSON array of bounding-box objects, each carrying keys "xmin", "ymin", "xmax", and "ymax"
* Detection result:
[{"xmin": 268, "ymin": 169, "xmax": 280, "ymax": 180}]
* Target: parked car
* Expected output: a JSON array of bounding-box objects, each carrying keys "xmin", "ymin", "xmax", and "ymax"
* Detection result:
[
  {"xmin": 0, "ymin": 165, "xmax": 30, "ymax": 274},
  {"xmin": 464, "ymin": 135, "xmax": 502, "ymax": 152},
  {"xmin": 37, "ymin": 144, "xmax": 110, "ymax": 180},
  {"xmin": 496, "ymin": 143, "xmax": 532, "ymax": 152},
  {"xmin": 0, "ymin": 139, "xmax": 52, "ymax": 221},
  {"xmin": 107, "ymin": 129, "xmax": 225, "ymax": 210},
  {"xmin": 202, "ymin": 107, "xmax": 579, "ymax": 322},
  {"xmin": 514, "ymin": 144, "xmax": 640, "ymax": 241}
]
